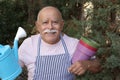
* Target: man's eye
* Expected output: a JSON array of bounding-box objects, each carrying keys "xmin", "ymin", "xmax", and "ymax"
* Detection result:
[
  {"xmin": 53, "ymin": 21, "xmax": 59, "ymax": 24},
  {"xmin": 43, "ymin": 22, "xmax": 48, "ymax": 24}
]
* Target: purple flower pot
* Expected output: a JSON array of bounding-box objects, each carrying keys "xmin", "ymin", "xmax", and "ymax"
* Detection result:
[{"xmin": 72, "ymin": 37, "xmax": 100, "ymax": 63}]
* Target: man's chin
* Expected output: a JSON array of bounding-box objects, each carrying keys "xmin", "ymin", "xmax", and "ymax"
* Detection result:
[{"xmin": 45, "ymin": 38, "xmax": 60, "ymax": 44}]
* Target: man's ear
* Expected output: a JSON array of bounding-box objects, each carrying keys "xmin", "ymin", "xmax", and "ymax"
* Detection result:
[
  {"xmin": 35, "ymin": 21, "xmax": 40, "ymax": 32},
  {"xmin": 35, "ymin": 21, "xmax": 38, "ymax": 28},
  {"xmin": 60, "ymin": 20, "xmax": 64, "ymax": 31}
]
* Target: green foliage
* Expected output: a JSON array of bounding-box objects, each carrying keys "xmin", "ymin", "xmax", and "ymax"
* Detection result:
[
  {"xmin": 62, "ymin": 0, "xmax": 120, "ymax": 80},
  {"xmin": 0, "ymin": 0, "xmax": 27, "ymax": 44}
]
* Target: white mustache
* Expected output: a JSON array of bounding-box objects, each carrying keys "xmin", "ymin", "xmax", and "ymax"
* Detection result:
[{"xmin": 43, "ymin": 29, "xmax": 58, "ymax": 34}]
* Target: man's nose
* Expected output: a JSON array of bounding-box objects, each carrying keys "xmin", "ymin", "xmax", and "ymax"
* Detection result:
[{"xmin": 48, "ymin": 22, "xmax": 53, "ymax": 29}]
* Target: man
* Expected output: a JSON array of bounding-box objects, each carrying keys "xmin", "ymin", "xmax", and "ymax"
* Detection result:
[{"xmin": 19, "ymin": 6, "xmax": 101, "ymax": 80}]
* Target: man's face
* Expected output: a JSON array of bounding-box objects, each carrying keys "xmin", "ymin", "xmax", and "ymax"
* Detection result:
[{"xmin": 36, "ymin": 8, "xmax": 64, "ymax": 44}]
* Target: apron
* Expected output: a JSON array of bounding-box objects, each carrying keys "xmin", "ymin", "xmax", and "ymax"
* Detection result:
[{"xmin": 33, "ymin": 34, "xmax": 75, "ymax": 80}]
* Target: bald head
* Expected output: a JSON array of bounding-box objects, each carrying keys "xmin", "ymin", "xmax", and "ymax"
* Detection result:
[{"xmin": 37, "ymin": 6, "xmax": 63, "ymax": 21}]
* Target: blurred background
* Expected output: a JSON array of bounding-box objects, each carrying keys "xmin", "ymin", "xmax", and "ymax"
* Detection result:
[{"xmin": 0, "ymin": 0, "xmax": 120, "ymax": 80}]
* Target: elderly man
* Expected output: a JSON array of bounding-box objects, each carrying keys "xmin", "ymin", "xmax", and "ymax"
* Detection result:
[{"xmin": 19, "ymin": 6, "xmax": 101, "ymax": 80}]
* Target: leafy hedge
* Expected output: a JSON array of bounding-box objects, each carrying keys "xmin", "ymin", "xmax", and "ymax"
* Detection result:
[{"xmin": 0, "ymin": 0, "xmax": 120, "ymax": 80}]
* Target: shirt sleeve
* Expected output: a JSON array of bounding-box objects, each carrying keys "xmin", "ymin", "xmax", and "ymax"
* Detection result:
[{"xmin": 18, "ymin": 38, "xmax": 31, "ymax": 67}]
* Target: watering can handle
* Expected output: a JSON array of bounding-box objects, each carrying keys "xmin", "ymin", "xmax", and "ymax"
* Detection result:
[
  {"xmin": 13, "ymin": 40, "xmax": 18, "ymax": 61},
  {"xmin": 13, "ymin": 27, "xmax": 27, "ymax": 60}
]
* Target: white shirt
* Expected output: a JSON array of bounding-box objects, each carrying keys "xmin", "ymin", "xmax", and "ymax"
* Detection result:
[{"xmin": 18, "ymin": 34, "xmax": 79, "ymax": 80}]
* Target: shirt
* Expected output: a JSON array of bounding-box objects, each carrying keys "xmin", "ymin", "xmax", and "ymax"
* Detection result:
[{"xmin": 18, "ymin": 34, "xmax": 79, "ymax": 80}]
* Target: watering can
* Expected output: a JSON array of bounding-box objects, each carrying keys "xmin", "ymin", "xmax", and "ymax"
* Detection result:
[{"xmin": 0, "ymin": 27, "xmax": 27, "ymax": 80}]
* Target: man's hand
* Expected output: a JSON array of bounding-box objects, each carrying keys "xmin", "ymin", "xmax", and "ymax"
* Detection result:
[
  {"xmin": 68, "ymin": 61, "xmax": 88, "ymax": 75},
  {"xmin": 68, "ymin": 59, "xmax": 101, "ymax": 75}
]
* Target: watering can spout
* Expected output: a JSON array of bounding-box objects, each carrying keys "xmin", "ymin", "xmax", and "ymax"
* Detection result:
[
  {"xmin": 13, "ymin": 27, "xmax": 27, "ymax": 60},
  {"xmin": 13, "ymin": 40, "xmax": 18, "ymax": 60}
]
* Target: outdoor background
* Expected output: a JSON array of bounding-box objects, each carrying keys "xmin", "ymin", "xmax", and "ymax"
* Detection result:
[{"xmin": 0, "ymin": 0, "xmax": 120, "ymax": 80}]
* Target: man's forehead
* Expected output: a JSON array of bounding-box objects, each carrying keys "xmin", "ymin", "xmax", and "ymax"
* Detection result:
[
  {"xmin": 37, "ymin": 6, "xmax": 62, "ymax": 21},
  {"xmin": 39, "ymin": 8, "xmax": 60, "ymax": 17},
  {"xmin": 40, "ymin": 18, "xmax": 60, "ymax": 22},
  {"xmin": 39, "ymin": 15, "xmax": 61, "ymax": 23}
]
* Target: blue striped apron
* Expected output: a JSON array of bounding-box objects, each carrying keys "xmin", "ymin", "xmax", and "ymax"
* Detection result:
[{"xmin": 33, "ymin": 35, "xmax": 75, "ymax": 80}]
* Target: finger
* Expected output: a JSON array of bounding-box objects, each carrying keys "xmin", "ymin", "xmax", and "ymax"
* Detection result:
[
  {"xmin": 69, "ymin": 66, "xmax": 79, "ymax": 73},
  {"xmin": 78, "ymin": 69, "xmax": 86, "ymax": 75},
  {"xmin": 73, "ymin": 67, "xmax": 83, "ymax": 75},
  {"xmin": 68, "ymin": 63, "xmax": 78, "ymax": 72},
  {"xmin": 68, "ymin": 62, "xmax": 82, "ymax": 73}
]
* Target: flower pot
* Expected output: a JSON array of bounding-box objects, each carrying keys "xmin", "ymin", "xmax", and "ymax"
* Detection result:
[{"xmin": 72, "ymin": 37, "xmax": 100, "ymax": 63}]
